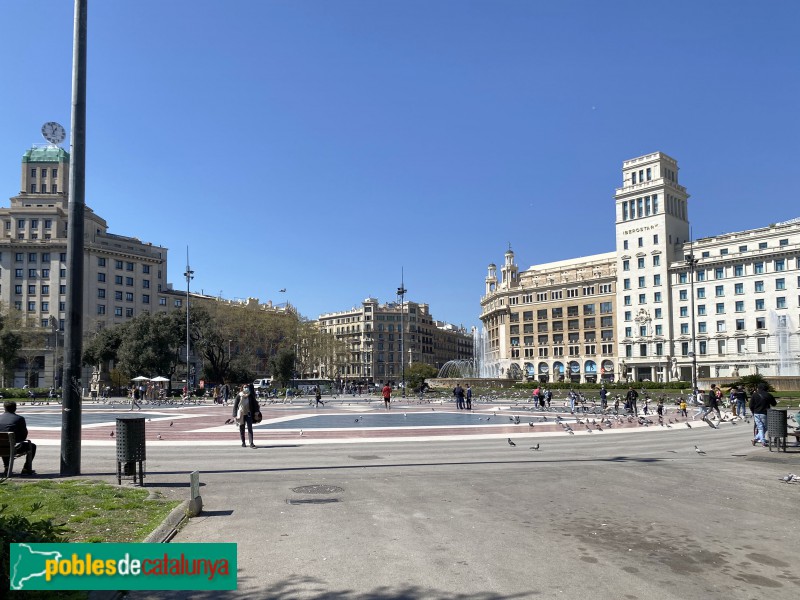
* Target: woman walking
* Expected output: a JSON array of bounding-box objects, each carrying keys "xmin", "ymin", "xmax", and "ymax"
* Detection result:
[{"xmin": 233, "ymin": 383, "xmax": 258, "ymax": 448}]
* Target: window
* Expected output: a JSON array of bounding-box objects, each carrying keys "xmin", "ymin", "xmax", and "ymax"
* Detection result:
[
  {"xmin": 114, "ymin": 307, "xmax": 123, "ymax": 317},
  {"xmin": 680, "ymin": 324, "xmax": 689, "ymax": 334},
  {"xmin": 699, "ymin": 341, "xmax": 707, "ymax": 355},
  {"xmin": 624, "ymin": 296, "xmax": 631, "ymax": 306},
  {"xmin": 715, "ymin": 303, "xmax": 725, "ymax": 314},
  {"xmin": 126, "ymin": 262, "xmax": 134, "ymax": 271},
  {"xmin": 718, "ymin": 340, "xmax": 726, "ymax": 355},
  {"xmin": 653, "ymin": 255, "xmax": 660, "ymax": 267},
  {"xmin": 756, "ymin": 317, "xmax": 766, "ymax": 329},
  {"xmin": 143, "ymin": 265, "xmax": 150, "ymax": 274},
  {"xmin": 679, "ymin": 290, "xmax": 687, "ymax": 301},
  {"xmin": 174, "ymin": 299, "xmax": 182, "ymax": 308},
  {"xmin": 638, "ymin": 277, "xmax": 645, "ymax": 288},
  {"xmin": 696, "ymin": 271, "xmax": 705, "ymax": 281},
  {"xmin": 698, "ymin": 305, "xmax": 706, "ymax": 316},
  {"xmin": 142, "ymin": 279, "xmax": 150, "ymax": 289},
  {"xmin": 715, "ymin": 268, "xmax": 724, "ymax": 279},
  {"xmin": 702, "ymin": 251, "xmax": 710, "ymax": 258},
  {"xmin": 41, "ymin": 285, "xmax": 49, "ymax": 294},
  {"xmin": 755, "ymin": 281, "xmax": 764, "ymax": 292},
  {"xmin": 97, "ymin": 304, "xmax": 106, "ymax": 315},
  {"xmin": 754, "ymin": 262, "xmax": 764, "ymax": 274},
  {"xmin": 779, "ymin": 238, "xmax": 789, "ymax": 246},
  {"xmin": 115, "ymin": 275, "xmax": 123, "ymax": 285},
  {"xmin": 28, "ymin": 269, "xmax": 37, "ymax": 277},
  {"xmin": 638, "ymin": 237, "xmax": 643, "ymax": 247},
  {"xmin": 734, "ymin": 283, "xmax": 744, "ymax": 295},
  {"xmin": 653, "ymin": 234, "xmax": 659, "ymax": 244},
  {"xmin": 735, "ymin": 301, "xmax": 744, "ymax": 312},
  {"xmin": 60, "ymin": 253, "xmax": 66, "ymax": 262},
  {"xmin": 624, "ymin": 311, "xmax": 632, "ymax": 321},
  {"xmin": 637, "ymin": 257, "xmax": 645, "ymax": 269},
  {"xmin": 98, "ymin": 273, "xmax": 106, "ymax": 282},
  {"xmin": 720, "ymin": 249, "xmax": 728, "ymax": 256},
  {"xmin": 622, "ymin": 260, "xmax": 630, "ymax": 271},
  {"xmin": 716, "ymin": 320, "xmax": 726, "ymax": 333},
  {"xmin": 15, "ymin": 269, "xmax": 23, "ymax": 278},
  {"xmin": 755, "ymin": 299, "xmax": 765, "ymax": 310},
  {"xmin": 680, "ymin": 307, "xmax": 688, "ymax": 317},
  {"xmin": 41, "ymin": 268, "xmax": 49, "ymax": 278},
  {"xmin": 698, "ymin": 322, "xmax": 707, "ymax": 333},
  {"xmin": 776, "ymin": 297, "xmax": 787, "ymax": 309},
  {"xmin": 697, "ymin": 288, "xmax": 706, "ymax": 299},
  {"xmin": 679, "ymin": 272, "xmax": 688, "ymax": 284},
  {"xmin": 115, "ymin": 291, "xmax": 123, "ymax": 300},
  {"xmin": 115, "ymin": 260, "xmax": 123, "ymax": 269},
  {"xmin": 625, "ymin": 327, "xmax": 632, "ymax": 337},
  {"xmin": 775, "ymin": 259, "xmax": 785, "ymax": 271},
  {"xmin": 654, "ymin": 308, "xmax": 662, "ymax": 319},
  {"xmin": 600, "ymin": 302, "xmax": 612, "ymax": 314},
  {"xmin": 126, "ymin": 277, "xmax": 134, "ymax": 286},
  {"xmin": 734, "ymin": 265, "xmax": 744, "ymax": 277},
  {"xmin": 159, "ymin": 298, "xmax": 167, "ymax": 306},
  {"xmin": 655, "ymin": 324, "xmax": 662, "ymax": 335},
  {"xmin": 638, "ymin": 294, "xmax": 646, "ymax": 304},
  {"xmin": 41, "ymin": 301, "xmax": 49, "ymax": 312},
  {"xmin": 623, "ymin": 240, "xmax": 628, "ymax": 250},
  {"xmin": 653, "ymin": 274, "xmax": 661, "ymax": 286},
  {"xmin": 623, "ymin": 278, "xmax": 631, "ymax": 290},
  {"xmin": 98, "ymin": 257, "xmax": 106, "ymax": 267},
  {"xmin": 28, "ymin": 253, "xmax": 37, "ymax": 263},
  {"xmin": 736, "ymin": 319, "xmax": 745, "ymax": 331},
  {"xmin": 776, "ymin": 278, "xmax": 786, "ymax": 290},
  {"xmin": 715, "ymin": 285, "xmax": 724, "ymax": 297},
  {"xmin": 125, "ymin": 292, "xmax": 134, "ymax": 302},
  {"xmin": 98, "ymin": 289, "xmax": 106, "ymax": 298}
]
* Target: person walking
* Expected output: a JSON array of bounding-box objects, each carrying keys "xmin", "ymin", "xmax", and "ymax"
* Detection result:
[
  {"xmin": 679, "ymin": 397, "xmax": 688, "ymax": 418},
  {"xmin": 465, "ymin": 384, "xmax": 473, "ymax": 410},
  {"xmin": 734, "ymin": 385, "xmax": 748, "ymax": 418},
  {"xmin": 749, "ymin": 383, "xmax": 776, "ymax": 447},
  {"xmin": 233, "ymin": 383, "xmax": 258, "ymax": 448},
  {"xmin": 314, "ymin": 385, "xmax": 324, "ymax": 407},
  {"xmin": 382, "ymin": 383, "xmax": 392, "ymax": 409},
  {"xmin": 0, "ymin": 401, "xmax": 37, "ymax": 475},
  {"xmin": 453, "ymin": 383, "xmax": 465, "ymax": 410},
  {"xmin": 600, "ymin": 386, "xmax": 608, "ymax": 410},
  {"xmin": 130, "ymin": 385, "xmax": 142, "ymax": 411},
  {"xmin": 625, "ymin": 386, "xmax": 639, "ymax": 416},
  {"xmin": 693, "ymin": 389, "xmax": 710, "ymax": 420},
  {"xmin": 708, "ymin": 384, "xmax": 723, "ymax": 421}
]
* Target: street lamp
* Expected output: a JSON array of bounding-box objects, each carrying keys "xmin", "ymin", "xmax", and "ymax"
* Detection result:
[
  {"xmin": 184, "ymin": 248, "xmax": 194, "ymax": 393},
  {"xmin": 397, "ymin": 273, "xmax": 407, "ymax": 398},
  {"xmin": 685, "ymin": 252, "xmax": 699, "ymax": 392}
]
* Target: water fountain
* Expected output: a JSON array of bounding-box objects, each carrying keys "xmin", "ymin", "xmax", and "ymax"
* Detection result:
[
  {"xmin": 435, "ymin": 327, "xmax": 506, "ymax": 384},
  {"xmin": 771, "ymin": 312, "xmax": 799, "ymax": 376}
]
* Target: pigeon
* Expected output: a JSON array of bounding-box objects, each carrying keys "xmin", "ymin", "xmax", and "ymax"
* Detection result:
[
  {"xmin": 686, "ymin": 422, "xmax": 692, "ymax": 429},
  {"xmin": 507, "ymin": 438, "xmax": 516, "ymax": 447},
  {"xmin": 528, "ymin": 422, "xmax": 535, "ymax": 428},
  {"xmin": 529, "ymin": 444, "xmax": 540, "ymax": 450},
  {"xmin": 355, "ymin": 417, "xmax": 361, "ymax": 423},
  {"xmin": 169, "ymin": 421, "xmax": 174, "ymax": 427},
  {"xmin": 596, "ymin": 425, "xmax": 603, "ymax": 432},
  {"xmin": 509, "ymin": 416, "xmax": 515, "ymax": 423},
  {"xmin": 224, "ymin": 418, "xmax": 234, "ymax": 425},
  {"xmin": 299, "ymin": 430, "xmax": 304, "ymax": 436},
  {"xmin": 514, "ymin": 416, "xmax": 521, "ymax": 425},
  {"xmin": 109, "ymin": 431, "xmax": 114, "ymax": 437},
  {"xmin": 157, "ymin": 434, "xmax": 163, "ymax": 440},
  {"xmin": 694, "ymin": 445, "xmax": 706, "ymax": 455}
]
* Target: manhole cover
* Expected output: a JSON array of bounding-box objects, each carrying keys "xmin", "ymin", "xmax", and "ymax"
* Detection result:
[
  {"xmin": 348, "ymin": 455, "xmax": 382, "ymax": 460},
  {"xmin": 286, "ymin": 498, "xmax": 340, "ymax": 505},
  {"xmin": 291, "ymin": 485, "xmax": 344, "ymax": 494}
]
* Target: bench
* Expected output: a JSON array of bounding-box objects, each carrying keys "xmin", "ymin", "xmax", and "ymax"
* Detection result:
[{"xmin": 0, "ymin": 432, "xmax": 32, "ymax": 481}]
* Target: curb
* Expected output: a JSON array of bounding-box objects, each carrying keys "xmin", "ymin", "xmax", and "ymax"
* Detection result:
[{"xmin": 87, "ymin": 499, "xmax": 191, "ymax": 600}]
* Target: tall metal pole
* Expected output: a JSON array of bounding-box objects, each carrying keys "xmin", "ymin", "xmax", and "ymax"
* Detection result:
[
  {"xmin": 184, "ymin": 248, "xmax": 193, "ymax": 393},
  {"xmin": 686, "ymin": 237, "xmax": 698, "ymax": 393},
  {"xmin": 61, "ymin": 0, "xmax": 88, "ymax": 476},
  {"xmin": 397, "ymin": 269, "xmax": 407, "ymax": 398}
]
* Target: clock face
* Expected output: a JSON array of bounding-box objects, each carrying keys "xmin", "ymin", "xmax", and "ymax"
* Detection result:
[{"xmin": 41, "ymin": 122, "xmax": 66, "ymax": 145}]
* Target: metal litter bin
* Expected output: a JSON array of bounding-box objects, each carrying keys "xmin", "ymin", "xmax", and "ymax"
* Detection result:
[
  {"xmin": 116, "ymin": 416, "xmax": 146, "ymax": 485},
  {"xmin": 767, "ymin": 408, "xmax": 788, "ymax": 452}
]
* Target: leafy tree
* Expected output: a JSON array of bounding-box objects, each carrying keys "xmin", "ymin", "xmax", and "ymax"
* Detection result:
[
  {"xmin": 116, "ymin": 312, "xmax": 184, "ymax": 380},
  {"xmin": 731, "ymin": 374, "xmax": 773, "ymax": 394},
  {"xmin": 82, "ymin": 324, "xmax": 126, "ymax": 366},
  {"xmin": 0, "ymin": 312, "xmax": 22, "ymax": 387},
  {"xmin": 269, "ymin": 348, "xmax": 295, "ymax": 388},
  {"xmin": 405, "ymin": 363, "xmax": 438, "ymax": 392}
]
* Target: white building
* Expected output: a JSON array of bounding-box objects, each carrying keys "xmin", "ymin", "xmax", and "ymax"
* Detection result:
[{"xmin": 481, "ymin": 151, "xmax": 800, "ymax": 384}]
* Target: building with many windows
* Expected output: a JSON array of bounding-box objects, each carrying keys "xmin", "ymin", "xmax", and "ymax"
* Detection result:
[
  {"xmin": 317, "ymin": 298, "xmax": 472, "ymax": 385},
  {"xmin": 0, "ymin": 144, "xmax": 169, "ymax": 387},
  {"xmin": 481, "ymin": 151, "xmax": 800, "ymax": 384}
]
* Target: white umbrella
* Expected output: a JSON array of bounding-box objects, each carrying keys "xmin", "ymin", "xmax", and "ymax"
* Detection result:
[
  {"xmin": 131, "ymin": 376, "xmax": 150, "ymax": 381},
  {"xmin": 150, "ymin": 376, "xmax": 170, "ymax": 382}
]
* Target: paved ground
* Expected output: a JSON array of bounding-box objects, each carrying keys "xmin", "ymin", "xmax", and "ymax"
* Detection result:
[{"xmin": 22, "ymin": 398, "xmax": 800, "ymax": 599}]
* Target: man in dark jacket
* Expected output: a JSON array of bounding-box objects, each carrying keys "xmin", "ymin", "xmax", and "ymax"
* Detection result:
[
  {"xmin": 0, "ymin": 401, "xmax": 36, "ymax": 475},
  {"xmin": 625, "ymin": 387, "xmax": 639, "ymax": 416},
  {"xmin": 749, "ymin": 383, "xmax": 776, "ymax": 447}
]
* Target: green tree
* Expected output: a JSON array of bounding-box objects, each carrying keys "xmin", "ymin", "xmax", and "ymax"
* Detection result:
[
  {"xmin": 731, "ymin": 374, "xmax": 773, "ymax": 394},
  {"xmin": 82, "ymin": 324, "xmax": 126, "ymax": 366},
  {"xmin": 405, "ymin": 363, "xmax": 438, "ymax": 392},
  {"xmin": 0, "ymin": 312, "xmax": 22, "ymax": 387},
  {"xmin": 269, "ymin": 348, "xmax": 295, "ymax": 388},
  {"xmin": 116, "ymin": 312, "xmax": 184, "ymax": 381}
]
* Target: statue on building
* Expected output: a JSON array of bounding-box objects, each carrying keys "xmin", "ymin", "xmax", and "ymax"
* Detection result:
[
  {"xmin": 670, "ymin": 356, "xmax": 679, "ymax": 380},
  {"xmin": 731, "ymin": 364, "xmax": 740, "ymax": 378}
]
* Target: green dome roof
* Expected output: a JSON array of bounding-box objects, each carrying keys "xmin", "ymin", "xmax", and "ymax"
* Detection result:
[{"xmin": 22, "ymin": 146, "xmax": 70, "ymax": 163}]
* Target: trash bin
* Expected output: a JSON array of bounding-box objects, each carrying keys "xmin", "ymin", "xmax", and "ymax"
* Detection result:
[
  {"xmin": 767, "ymin": 408, "xmax": 788, "ymax": 452},
  {"xmin": 116, "ymin": 416, "xmax": 146, "ymax": 485}
]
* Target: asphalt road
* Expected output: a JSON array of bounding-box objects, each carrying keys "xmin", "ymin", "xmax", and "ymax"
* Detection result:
[{"xmin": 39, "ymin": 423, "xmax": 800, "ymax": 599}]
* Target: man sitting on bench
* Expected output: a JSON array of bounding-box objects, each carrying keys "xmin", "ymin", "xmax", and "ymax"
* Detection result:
[{"xmin": 0, "ymin": 401, "xmax": 36, "ymax": 476}]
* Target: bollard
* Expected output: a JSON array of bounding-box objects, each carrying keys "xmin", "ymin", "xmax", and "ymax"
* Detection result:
[{"xmin": 187, "ymin": 470, "xmax": 203, "ymax": 516}]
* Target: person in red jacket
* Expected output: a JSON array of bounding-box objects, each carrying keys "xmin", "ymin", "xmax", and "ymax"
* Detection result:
[{"xmin": 382, "ymin": 383, "xmax": 392, "ymax": 409}]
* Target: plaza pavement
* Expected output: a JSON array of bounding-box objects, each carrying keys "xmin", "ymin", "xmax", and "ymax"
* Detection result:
[{"xmin": 22, "ymin": 397, "xmax": 800, "ymax": 599}]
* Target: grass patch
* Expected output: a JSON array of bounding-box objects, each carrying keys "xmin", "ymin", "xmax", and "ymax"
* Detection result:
[{"xmin": 0, "ymin": 479, "xmax": 180, "ymax": 543}]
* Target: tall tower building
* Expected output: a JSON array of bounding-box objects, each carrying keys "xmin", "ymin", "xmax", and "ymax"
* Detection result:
[{"xmin": 614, "ymin": 152, "xmax": 691, "ymax": 382}]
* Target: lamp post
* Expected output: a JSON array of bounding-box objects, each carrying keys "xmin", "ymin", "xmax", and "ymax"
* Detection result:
[
  {"xmin": 685, "ymin": 252, "xmax": 699, "ymax": 392},
  {"xmin": 184, "ymin": 249, "xmax": 194, "ymax": 393},
  {"xmin": 397, "ymin": 273, "xmax": 407, "ymax": 398}
]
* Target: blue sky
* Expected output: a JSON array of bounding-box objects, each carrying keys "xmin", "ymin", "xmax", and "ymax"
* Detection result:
[{"xmin": 2, "ymin": 1, "xmax": 799, "ymax": 329}]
